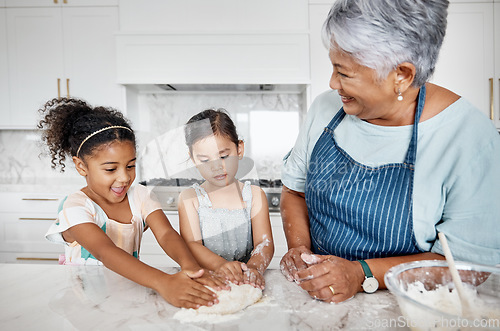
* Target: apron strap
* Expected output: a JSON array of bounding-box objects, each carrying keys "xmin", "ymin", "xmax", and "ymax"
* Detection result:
[{"xmin": 404, "ymin": 84, "xmax": 426, "ymax": 165}]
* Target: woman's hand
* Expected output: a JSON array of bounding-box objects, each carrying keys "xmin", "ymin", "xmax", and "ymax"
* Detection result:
[
  {"xmin": 296, "ymin": 253, "xmax": 364, "ymax": 303},
  {"xmin": 279, "ymin": 246, "xmax": 313, "ymax": 282},
  {"xmin": 215, "ymin": 261, "xmax": 247, "ymax": 285},
  {"xmin": 242, "ymin": 267, "xmax": 265, "ymax": 289},
  {"xmin": 154, "ymin": 269, "xmax": 219, "ymax": 309}
]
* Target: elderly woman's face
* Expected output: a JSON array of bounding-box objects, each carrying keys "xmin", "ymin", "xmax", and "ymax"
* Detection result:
[{"xmin": 328, "ymin": 48, "xmax": 398, "ymax": 123}]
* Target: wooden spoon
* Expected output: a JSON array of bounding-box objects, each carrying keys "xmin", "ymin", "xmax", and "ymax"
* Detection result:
[{"xmin": 438, "ymin": 232, "xmax": 471, "ymax": 317}]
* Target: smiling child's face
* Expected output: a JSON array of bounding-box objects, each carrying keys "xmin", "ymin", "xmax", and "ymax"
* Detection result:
[
  {"xmin": 74, "ymin": 140, "xmax": 136, "ymax": 205},
  {"xmin": 191, "ymin": 134, "xmax": 243, "ymax": 188}
]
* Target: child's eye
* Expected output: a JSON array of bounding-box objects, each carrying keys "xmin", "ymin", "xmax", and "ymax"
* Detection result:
[
  {"xmin": 199, "ymin": 159, "xmax": 209, "ymax": 163},
  {"xmin": 220, "ymin": 155, "xmax": 229, "ymax": 159},
  {"xmin": 127, "ymin": 165, "xmax": 136, "ymax": 169},
  {"xmin": 105, "ymin": 169, "xmax": 116, "ymax": 172}
]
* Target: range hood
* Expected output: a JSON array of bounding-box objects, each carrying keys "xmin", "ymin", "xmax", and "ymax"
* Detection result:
[
  {"xmin": 157, "ymin": 84, "xmax": 276, "ymax": 92},
  {"xmin": 125, "ymin": 84, "xmax": 308, "ymax": 93}
]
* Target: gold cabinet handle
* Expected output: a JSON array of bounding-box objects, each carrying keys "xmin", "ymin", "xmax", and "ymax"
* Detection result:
[
  {"xmin": 17, "ymin": 257, "xmax": 58, "ymax": 261},
  {"xmin": 54, "ymin": 0, "xmax": 58, "ymax": 3},
  {"xmin": 489, "ymin": 78, "xmax": 494, "ymax": 121},
  {"xmin": 63, "ymin": 0, "xmax": 67, "ymax": 3},
  {"xmin": 19, "ymin": 218, "xmax": 57, "ymax": 221},
  {"xmin": 22, "ymin": 198, "xmax": 59, "ymax": 201},
  {"xmin": 57, "ymin": 78, "xmax": 61, "ymax": 100},
  {"xmin": 66, "ymin": 78, "xmax": 70, "ymax": 97}
]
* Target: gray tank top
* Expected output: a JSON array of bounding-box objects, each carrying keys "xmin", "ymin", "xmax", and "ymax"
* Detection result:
[{"xmin": 193, "ymin": 181, "xmax": 254, "ymax": 263}]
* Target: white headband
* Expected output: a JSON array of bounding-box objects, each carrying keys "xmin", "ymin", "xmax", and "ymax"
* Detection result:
[{"xmin": 76, "ymin": 125, "xmax": 133, "ymax": 157}]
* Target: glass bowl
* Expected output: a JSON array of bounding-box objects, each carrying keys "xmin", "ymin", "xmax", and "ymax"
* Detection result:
[{"xmin": 384, "ymin": 260, "xmax": 500, "ymax": 331}]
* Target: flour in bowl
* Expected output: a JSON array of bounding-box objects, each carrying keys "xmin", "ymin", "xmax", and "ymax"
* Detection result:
[{"xmin": 399, "ymin": 281, "xmax": 500, "ymax": 331}]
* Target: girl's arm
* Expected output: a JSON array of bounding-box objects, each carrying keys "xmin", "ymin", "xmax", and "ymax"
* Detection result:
[
  {"xmin": 178, "ymin": 189, "xmax": 230, "ymax": 271},
  {"xmin": 146, "ymin": 209, "xmax": 203, "ymax": 271},
  {"xmin": 243, "ymin": 187, "xmax": 274, "ymax": 288},
  {"xmin": 62, "ymin": 223, "xmax": 217, "ymax": 308},
  {"xmin": 146, "ymin": 209, "xmax": 227, "ymax": 290}
]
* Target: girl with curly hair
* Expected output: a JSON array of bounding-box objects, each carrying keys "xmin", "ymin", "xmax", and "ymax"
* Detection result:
[{"xmin": 39, "ymin": 97, "xmax": 225, "ymax": 309}]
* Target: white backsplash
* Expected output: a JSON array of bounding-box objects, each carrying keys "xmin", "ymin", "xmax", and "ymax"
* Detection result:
[
  {"xmin": 0, "ymin": 130, "xmax": 82, "ymax": 185},
  {"xmin": 0, "ymin": 92, "xmax": 304, "ymax": 185},
  {"xmin": 134, "ymin": 92, "xmax": 305, "ymax": 182}
]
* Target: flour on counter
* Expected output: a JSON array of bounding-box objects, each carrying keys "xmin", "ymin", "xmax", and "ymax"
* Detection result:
[{"xmin": 174, "ymin": 283, "xmax": 263, "ymax": 324}]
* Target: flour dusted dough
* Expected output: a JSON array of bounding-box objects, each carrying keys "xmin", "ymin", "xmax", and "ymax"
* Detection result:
[{"xmin": 197, "ymin": 283, "xmax": 262, "ymax": 315}]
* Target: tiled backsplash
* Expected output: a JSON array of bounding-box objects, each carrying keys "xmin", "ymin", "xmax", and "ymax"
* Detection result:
[{"xmin": 0, "ymin": 92, "xmax": 304, "ymax": 184}]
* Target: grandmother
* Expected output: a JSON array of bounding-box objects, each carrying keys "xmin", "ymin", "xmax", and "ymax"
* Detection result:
[{"xmin": 280, "ymin": 0, "xmax": 500, "ymax": 303}]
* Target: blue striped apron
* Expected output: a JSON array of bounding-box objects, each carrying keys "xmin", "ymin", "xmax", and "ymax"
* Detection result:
[{"xmin": 305, "ymin": 86, "xmax": 426, "ymax": 260}]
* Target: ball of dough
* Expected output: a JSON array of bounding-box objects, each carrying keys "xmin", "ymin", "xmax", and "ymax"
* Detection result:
[{"xmin": 197, "ymin": 283, "xmax": 262, "ymax": 315}]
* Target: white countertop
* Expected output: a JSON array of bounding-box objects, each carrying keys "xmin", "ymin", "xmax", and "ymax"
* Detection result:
[{"xmin": 0, "ymin": 263, "xmax": 407, "ymax": 330}]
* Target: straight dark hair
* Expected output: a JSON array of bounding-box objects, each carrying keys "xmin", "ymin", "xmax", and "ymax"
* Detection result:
[{"xmin": 184, "ymin": 108, "xmax": 239, "ymax": 155}]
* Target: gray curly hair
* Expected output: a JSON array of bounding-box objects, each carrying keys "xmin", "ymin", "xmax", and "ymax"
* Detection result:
[{"xmin": 323, "ymin": 0, "xmax": 449, "ymax": 87}]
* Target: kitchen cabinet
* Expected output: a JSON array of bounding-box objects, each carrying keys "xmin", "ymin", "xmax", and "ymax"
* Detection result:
[
  {"xmin": 308, "ymin": 3, "xmax": 332, "ymax": 105},
  {"xmin": 119, "ymin": 0, "xmax": 308, "ymax": 33},
  {"xmin": 116, "ymin": 0, "xmax": 309, "ymax": 86},
  {"xmin": 430, "ymin": 2, "xmax": 499, "ymax": 128},
  {"xmin": 495, "ymin": 2, "xmax": 500, "ymax": 127},
  {"xmin": 4, "ymin": 0, "xmax": 117, "ymax": 7},
  {"xmin": 3, "ymin": 4, "xmax": 123, "ymax": 129},
  {"xmin": 116, "ymin": 34, "xmax": 310, "ymax": 85},
  {"xmin": 0, "ymin": 192, "xmax": 63, "ymax": 263},
  {"xmin": 0, "ymin": 8, "xmax": 9, "ymax": 124},
  {"xmin": 140, "ymin": 212, "xmax": 288, "ymax": 269}
]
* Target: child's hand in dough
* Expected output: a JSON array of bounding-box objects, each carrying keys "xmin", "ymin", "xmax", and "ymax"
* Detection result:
[
  {"xmin": 243, "ymin": 267, "xmax": 265, "ymax": 290},
  {"xmin": 189, "ymin": 268, "xmax": 229, "ymax": 291},
  {"xmin": 216, "ymin": 261, "xmax": 247, "ymax": 285}
]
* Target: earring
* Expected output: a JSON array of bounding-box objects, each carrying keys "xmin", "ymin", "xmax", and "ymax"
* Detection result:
[{"xmin": 397, "ymin": 89, "xmax": 403, "ymax": 101}]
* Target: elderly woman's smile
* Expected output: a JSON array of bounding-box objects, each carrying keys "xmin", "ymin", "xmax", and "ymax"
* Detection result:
[{"xmin": 328, "ymin": 47, "xmax": 420, "ymax": 126}]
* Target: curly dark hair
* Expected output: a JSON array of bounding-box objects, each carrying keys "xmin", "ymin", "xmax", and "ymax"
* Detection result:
[
  {"xmin": 184, "ymin": 108, "xmax": 239, "ymax": 155},
  {"xmin": 38, "ymin": 97, "xmax": 135, "ymax": 172}
]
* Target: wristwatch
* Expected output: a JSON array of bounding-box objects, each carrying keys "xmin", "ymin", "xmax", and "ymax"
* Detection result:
[{"xmin": 358, "ymin": 260, "xmax": 379, "ymax": 294}]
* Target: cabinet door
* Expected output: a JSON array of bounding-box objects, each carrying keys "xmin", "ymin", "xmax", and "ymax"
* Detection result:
[
  {"xmin": 62, "ymin": 6, "xmax": 123, "ymax": 110},
  {"xmin": 0, "ymin": 8, "xmax": 9, "ymax": 124},
  {"xmin": 308, "ymin": 4, "xmax": 333, "ymax": 107},
  {"xmin": 5, "ymin": 0, "xmax": 59, "ymax": 7},
  {"xmin": 4, "ymin": 0, "xmax": 117, "ymax": 7},
  {"xmin": 269, "ymin": 214, "xmax": 287, "ymax": 269},
  {"xmin": 430, "ymin": 3, "xmax": 495, "ymax": 123},
  {"xmin": 494, "ymin": 3, "xmax": 500, "ymax": 128},
  {"xmin": 6, "ymin": 7, "xmax": 64, "ymax": 129}
]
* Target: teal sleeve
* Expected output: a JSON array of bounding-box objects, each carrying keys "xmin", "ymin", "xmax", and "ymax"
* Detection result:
[{"xmin": 432, "ymin": 134, "xmax": 500, "ymax": 265}]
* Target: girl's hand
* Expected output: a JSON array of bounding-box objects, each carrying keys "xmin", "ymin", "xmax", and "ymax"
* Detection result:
[
  {"xmin": 155, "ymin": 270, "xmax": 219, "ymax": 309},
  {"xmin": 296, "ymin": 253, "xmax": 364, "ymax": 303},
  {"xmin": 188, "ymin": 268, "xmax": 229, "ymax": 291},
  {"xmin": 280, "ymin": 246, "xmax": 313, "ymax": 282},
  {"xmin": 215, "ymin": 261, "xmax": 247, "ymax": 285},
  {"xmin": 242, "ymin": 267, "xmax": 265, "ymax": 289}
]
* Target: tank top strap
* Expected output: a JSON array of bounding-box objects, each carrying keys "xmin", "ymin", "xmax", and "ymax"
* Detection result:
[
  {"xmin": 241, "ymin": 181, "xmax": 252, "ymax": 211},
  {"xmin": 192, "ymin": 183, "xmax": 212, "ymax": 208}
]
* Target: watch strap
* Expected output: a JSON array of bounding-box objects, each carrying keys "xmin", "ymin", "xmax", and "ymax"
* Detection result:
[{"xmin": 358, "ymin": 260, "xmax": 373, "ymax": 278}]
